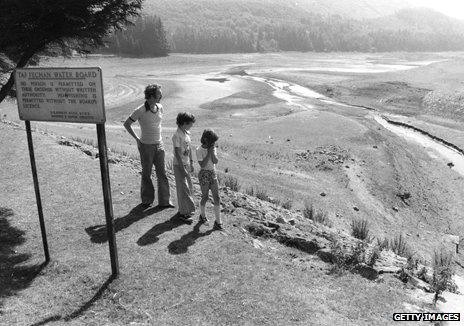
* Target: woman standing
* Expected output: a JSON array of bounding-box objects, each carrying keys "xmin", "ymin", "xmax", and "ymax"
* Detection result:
[{"xmin": 123, "ymin": 84, "xmax": 173, "ymax": 209}]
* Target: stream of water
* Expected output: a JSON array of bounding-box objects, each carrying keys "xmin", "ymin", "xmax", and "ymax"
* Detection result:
[{"xmin": 243, "ymin": 73, "xmax": 464, "ymax": 178}]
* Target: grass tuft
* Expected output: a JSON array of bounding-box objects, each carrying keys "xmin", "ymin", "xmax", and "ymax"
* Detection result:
[
  {"xmin": 350, "ymin": 218, "xmax": 371, "ymax": 242},
  {"xmin": 303, "ymin": 201, "xmax": 332, "ymax": 227},
  {"xmin": 224, "ymin": 175, "xmax": 240, "ymax": 191},
  {"xmin": 390, "ymin": 234, "xmax": 410, "ymax": 257}
]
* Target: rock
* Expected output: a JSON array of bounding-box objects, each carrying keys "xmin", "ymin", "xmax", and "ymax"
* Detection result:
[
  {"xmin": 316, "ymin": 248, "xmax": 334, "ymax": 263},
  {"xmin": 288, "ymin": 219, "xmax": 296, "ymax": 225},
  {"xmin": 408, "ymin": 276, "xmax": 431, "ymax": 292},
  {"xmin": 276, "ymin": 216, "xmax": 287, "ymax": 224},
  {"xmin": 374, "ymin": 265, "xmax": 402, "ymax": 274},
  {"xmin": 392, "ymin": 206, "xmax": 399, "ymax": 212},
  {"xmin": 373, "ymin": 145, "xmax": 378, "ymax": 149},
  {"xmin": 252, "ymin": 239, "xmax": 264, "ymax": 249},
  {"xmin": 448, "ymin": 162, "xmax": 455, "ymax": 168},
  {"xmin": 277, "ymin": 236, "xmax": 320, "ymax": 254},
  {"xmin": 353, "ymin": 206, "xmax": 359, "ymax": 211},
  {"xmin": 397, "ymin": 192, "xmax": 411, "ymax": 201},
  {"xmin": 245, "ymin": 223, "xmax": 274, "ymax": 237},
  {"xmin": 374, "ymin": 250, "xmax": 407, "ymax": 274},
  {"xmin": 354, "ymin": 264, "xmax": 378, "ymax": 280},
  {"xmin": 320, "ymin": 192, "xmax": 327, "ymax": 197},
  {"xmin": 286, "ymin": 139, "xmax": 291, "ymax": 142}
]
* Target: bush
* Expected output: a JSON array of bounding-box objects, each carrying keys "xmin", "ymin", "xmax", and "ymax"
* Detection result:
[
  {"xmin": 329, "ymin": 239, "xmax": 367, "ymax": 274},
  {"xmin": 245, "ymin": 186, "xmax": 254, "ymax": 196},
  {"xmin": 376, "ymin": 237, "xmax": 389, "ymax": 251},
  {"xmin": 367, "ymin": 245, "xmax": 381, "ymax": 267},
  {"xmin": 303, "ymin": 201, "xmax": 332, "ymax": 227},
  {"xmin": 351, "ymin": 218, "xmax": 371, "ymax": 241},
  {"xmin": 255, "ymin": 188, "xmax": 270, "ymax": 201},
  {"xmin": 224, "ymin": 175, "xmax": 240, "ymax": 191},
  {"xmin": 281, "ymin": 200, "xmax": 293, "ymax": 209},
  {"xmin": 431, "ymin": 249, "xmax": 456, "ymax": 304}
]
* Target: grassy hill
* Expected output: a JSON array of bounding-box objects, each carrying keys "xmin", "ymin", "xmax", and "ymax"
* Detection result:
[{"xmin": 0, "ymin": 120, "xmax": 445, "ymax": 325}]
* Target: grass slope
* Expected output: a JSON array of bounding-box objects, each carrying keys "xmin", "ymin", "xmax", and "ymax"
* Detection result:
[{"xmin": 0, "ymin": 121, "xmax": 430, "ymax": 325}]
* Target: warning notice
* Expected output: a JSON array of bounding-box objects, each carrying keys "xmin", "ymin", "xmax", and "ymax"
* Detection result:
[{"xmin": 15, "ymin": 67, "xmax": 105, "ymax": 123}]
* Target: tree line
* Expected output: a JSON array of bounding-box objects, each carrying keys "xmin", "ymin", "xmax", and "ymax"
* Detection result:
[
  {"xmin": 101, "ymin": 15, "xmax": 169, "ymax": 57},
  {"xmin": 101, "ymin": 10, "xmax": 464, "ymax": 56},
  {"xmin": 168, "ymin": 13, "xmax": 464, "ymax": 53}
]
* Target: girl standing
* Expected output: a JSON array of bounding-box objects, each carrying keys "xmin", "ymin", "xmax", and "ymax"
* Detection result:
[{"xmin": 196, "ymin": 129, "xmax": 223, "ymax": 230}]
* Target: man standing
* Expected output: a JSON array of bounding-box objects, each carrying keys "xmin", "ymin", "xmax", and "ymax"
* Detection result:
[{"xmin": 123, "ymin": 84, "xmax": 173, "ymax": 209}]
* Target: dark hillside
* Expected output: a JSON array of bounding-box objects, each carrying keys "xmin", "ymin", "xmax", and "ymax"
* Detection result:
[{"xmin": 102, "ymin": 0, "xmax": 464, "ymax": 54}]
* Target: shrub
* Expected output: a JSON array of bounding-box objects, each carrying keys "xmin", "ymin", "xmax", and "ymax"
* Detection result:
[
  {"xmin": 224, "ymin": 175, "xmax": 240, "ymax": 191},
  {"xmin": 417, "ymin": 266, "xmax": 429, "ymax": 282},
  {"xmin": 281, "ymin": 200, "xmax": 293, "ymax": 210},
  {"xmin": 351, "ymin": 218, "xmax": 371, "ymax": 241},
  {"xmin": 303, "ymin": 202, "xmax": 332, "ymax": 227},
  {"xmin": 376, "ymin": 237, "xmax": 389, "ymax": 251},
  {"xmin": 329, "ymin": 239, "xmax": 367, "ymax": 274},
  {"xmin": 348, "ymin": 242, "xmax": 367, "ymax": 266},
  {"xmin": 329, "ymin": 239, "xmax": 349, "ymax": 275},
  {"xmin": 303, "ymin": 202, "xmax": 316, "ymax": 220},
  {"xmin": 367, "ymin": 245, "xmax": 381, "ymax": 267},
  {"xmin": 255, "ymin": 188, "xmax": 270, "ymax": 201},
  {"xmin": 406, "ymin": 254, "xmax": 420, "ymax": 272},
  {"xmin": 245, "ymin": 186, "xmax": 254, "ymax": 196},
  {"xmin": 431, "ymin": 249, "xmax": 456, "ymax": 304}
]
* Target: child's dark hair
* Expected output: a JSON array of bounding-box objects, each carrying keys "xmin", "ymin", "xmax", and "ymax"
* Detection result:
[
  {"xmin": 144, "ymin": 84, "xmax": 161, "ymax": 100},
  {"xmin": 176, "ymin": 112, "xmax": 196, "ymax": 126},
  {"xmin": 201, "ymin": 129, "xmax": 219, "ymax": 146}
]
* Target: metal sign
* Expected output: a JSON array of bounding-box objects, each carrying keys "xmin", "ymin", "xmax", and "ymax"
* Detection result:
[
  {"xmin": 15, "ymin": 67, "xmax": 118, "ymax": 277},
  {"xmin": 15, "ymin": 67, "xmax": 105, "ymax": 123}
]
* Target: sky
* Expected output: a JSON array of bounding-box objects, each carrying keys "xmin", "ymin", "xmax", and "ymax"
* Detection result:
[{"xmin": 407, "ymin": 0, "xmax": 464, "ymax": 19}]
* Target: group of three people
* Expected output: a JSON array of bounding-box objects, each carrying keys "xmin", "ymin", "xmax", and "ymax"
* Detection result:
[{"xmin": 123, "ymin": 84, "xmax": 223, "ymax": 229}]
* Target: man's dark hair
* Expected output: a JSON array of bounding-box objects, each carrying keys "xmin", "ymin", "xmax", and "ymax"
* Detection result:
[
  {"xmin": 144, "ymin": 84, "xmax": 161, "ymax": 100},
  {"xmin": 176, "ymin": 112, "xmax": 196, "ymax": 126},
  {"xmin": 201, "ymin": 129, "xmax": 219, "ymax": 146}
]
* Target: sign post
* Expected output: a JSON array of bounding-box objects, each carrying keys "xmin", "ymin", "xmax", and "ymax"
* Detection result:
[
  {"xmin": 25, "ymin": 120, "xmax": 50, "ymax": 263},
  {"xmin": 15, "ymin": 67, "xmax": 119, "ymax": 277}
]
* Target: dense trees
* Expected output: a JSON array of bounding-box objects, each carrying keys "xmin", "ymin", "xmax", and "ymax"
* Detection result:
[
  {"xmin": 137, "ymin": 0, "xmax": 464, "ymax": 54},
  {"xmin": 0, "ymin": 0, "xmax": 142, "ymax": 103},
  {"xmin": 165, "ymin": 11, "xmax": 464, "ymax": 54},
  {"xmin": 102, "ymin": 15, "xmax": 169, "ymax": 57}
]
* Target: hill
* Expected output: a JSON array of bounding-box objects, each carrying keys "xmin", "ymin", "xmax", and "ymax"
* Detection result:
[
  {"xmin": 132, "ymin": 0, "xmax": 464, "ymax": 53},
  {"xmin": 0, "ymin": 120, "xmax": 456, "ymax": 325},
  {"xmin": 143, "ymin": 0, "xmax": 412, "ymax": 23}
]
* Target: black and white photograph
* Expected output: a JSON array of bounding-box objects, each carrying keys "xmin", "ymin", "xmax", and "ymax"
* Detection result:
[{"xmin": 1, "ymin": 0, "xmax": 464, "ymax": 325}]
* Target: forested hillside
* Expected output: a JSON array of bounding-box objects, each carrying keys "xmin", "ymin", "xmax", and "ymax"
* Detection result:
[
  {"xmin": 101, "ymin": 0, "xmax": 464, "ymax": 55},
  {"xmin": 102, "ymin": 15, "xmax": 169, "ymax": 57}
]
